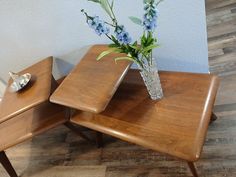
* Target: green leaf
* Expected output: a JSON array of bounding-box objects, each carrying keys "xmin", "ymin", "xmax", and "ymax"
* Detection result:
[
  {"xmin": 142, "ymin": 44, "xmax": 159, "ymax": 53},
  {"xmin": 108, "ymin": 43, "xmax": 118, "ymax": 48},
  {"xmin": 111, "ymin": 35, "xmax": 120, "ymax": 45},
  {"xmin": 100, "ymin": 0, "xmax": 113, "ymax": 18},
  {"xmin": 129, "ymin": 45, "xmax": 139, "ymax": 50},
  {"xmin": 88, "ymin": 0, "xmax": 101, "ymax": 4},
  {"xmin": 111, "ymin": 0, "xmax": 114, "ymax": 9},
  {"xmin": 143, "ymin": 0, "xmax": 152, "ymax": 3},
  {"xmin": 114, "ymin": 57, "xmax": 136, "ymax": 63},
  {"xmin": 129, "ymin": 16, "xmax": 143, "ymax": 26},
  {"xmin": 97, "ymin": 48, "xmax": 117, "ymax": 61},
  {"xmin": 141, "ymin": 33, "xmax": 146, "ymax": 46},
  {"xmin": 133, "ymin": 41, "xmax": 138, "ymax": 46}
]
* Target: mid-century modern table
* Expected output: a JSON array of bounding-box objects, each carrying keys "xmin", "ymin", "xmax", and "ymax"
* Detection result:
[
  {"xmin": 0, "ymin": 45, "xmax": 220, "ymax": 177},
  {"xmin": 0, "ymin": 45, "xmax": 131, "ymax": 177},
  {"xmin": 50, "ymin": 45, "xmax": 220, "ymax": 177},
  {"xmin": 50, "ymin": 45, "xmax": 131, "ymax": 113},
  {"xmin": 0, "ymin": 58, "xmax": 67, "ymax": 177}
]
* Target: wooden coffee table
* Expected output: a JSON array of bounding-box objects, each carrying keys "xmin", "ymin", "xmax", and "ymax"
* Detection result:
[
  {"xmin": 0, "ymin": 57, "xmax": 67, "ymax": 177},
  {"xmin": 51, "ymin": 67, "xmax": 219, "ymax": 176}
]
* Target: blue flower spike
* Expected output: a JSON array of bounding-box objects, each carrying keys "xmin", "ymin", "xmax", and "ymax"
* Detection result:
[
  {"xmin": 143, "ymin": 1, "xmax": 158, "ymax": 31},
  {"xmin": 87, "ymin": 16, "xmax": 110, "ymax": 36},
  {"xmin": 115, "ymin": 26, "xmax": 132, "ymax": 45}
]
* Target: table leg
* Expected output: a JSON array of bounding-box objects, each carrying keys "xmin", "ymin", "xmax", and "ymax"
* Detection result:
[
  {"xmin": 65, "ymin": 123, "xmax": 104, "ymax": 148},
  {"xmin": 210, "ymin": 112, "xmax": 218, "ymax": 123},
  {"xmin": 64, "ymin": 122, "xmax": 92, "ymax": 143},
  {"xmin": 96, "ymin": 132, "xmax": 103, "ymax": 148},
  {"xmin": 0, "ymin": 151, "xmax": 18, "ymax": 177},
  {"xmin": 187, "ymin": 162, "xmax": 198, "ymax": 177}
]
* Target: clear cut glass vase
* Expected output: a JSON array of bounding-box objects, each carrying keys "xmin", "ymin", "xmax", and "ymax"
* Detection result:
[{"xmin": 139, "ymin": 58, "xmax": 164, "ymax": 100}]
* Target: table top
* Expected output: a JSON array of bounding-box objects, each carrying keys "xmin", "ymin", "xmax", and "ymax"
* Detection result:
[
  {"xmin": 71, "ymin": 69, "xmax": 220, "ymax": 162},
  {"xmin": 50, "ymin": 45, "xmax": 132, "ymax": 114},
  {"xmin": 0, "ymin": 57, "xmax": 54, "ymax": 124}
]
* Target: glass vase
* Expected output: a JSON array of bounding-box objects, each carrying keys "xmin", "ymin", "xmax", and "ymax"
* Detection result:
[{"xmin": 139, "ymin": 58, "xmax": 164, "ymax": 100}]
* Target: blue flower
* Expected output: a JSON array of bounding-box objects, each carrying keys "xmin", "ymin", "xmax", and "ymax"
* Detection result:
[
  {"xmin": 87, "ymin": 16, "xmax": 99, "ymax": 29},
  {"xmin": 144, "ymin": 17, "xmax": 157, "ymax": 31},
  {"xmin": 87, "ymin": 16, "xmax": 110, "ymax": 36},
  {"xmin": 115, "ymin": 26, "xmax": 132, "ymax": 44},
  {"xmin": 95, "ymin": 22, "xmax": 110, "ymax": 36},
  {"xmin": 143, "ymin": 2, "xmax": 158, "ymax": 31}
]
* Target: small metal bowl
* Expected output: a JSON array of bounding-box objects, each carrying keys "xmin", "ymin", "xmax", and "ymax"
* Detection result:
[{"xmin": 9, "ymin": 73, "xmax": 31, "ymax": 93}]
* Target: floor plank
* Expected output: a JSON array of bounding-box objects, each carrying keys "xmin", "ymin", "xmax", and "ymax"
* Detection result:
[{"xmin": 1, "ymin": 0, "xmax": 236, "ymax": 176}]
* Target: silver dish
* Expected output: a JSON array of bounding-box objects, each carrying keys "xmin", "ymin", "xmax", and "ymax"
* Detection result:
[{"xmin": 9, "ymin": 72, "xmax": 31, "ymax": 92}]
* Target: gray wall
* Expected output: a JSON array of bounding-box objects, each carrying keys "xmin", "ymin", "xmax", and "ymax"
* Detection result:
[{"xmin": 0, "ymin": 0, "xmax": 209, "ymax": 82}]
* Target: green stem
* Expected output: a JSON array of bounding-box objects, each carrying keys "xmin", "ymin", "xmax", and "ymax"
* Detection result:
[
  {"xmin": 156, "ymin": 0, "xmax": 164, "ymax": 6},
  {"xmin": 107, "ymin": 0, "xmax": 118, "ymax": 26},
  {"xmin": 81, "ymin": 9, "xmax": 91, "ymax": 22},
  {"xmin": 104, "ymin": 21, "xmax": 116, "ymax": 27},
  {"xmin": 105, "ymin": 34, "xmax": 113, "ymax": 41},
  {"xmin": 150, "ymin": 51, "xmax": 153, "ymax": 66},
  {"xmin": 137, "ymin": 60, "xmax": 144, "ymax": 69}
]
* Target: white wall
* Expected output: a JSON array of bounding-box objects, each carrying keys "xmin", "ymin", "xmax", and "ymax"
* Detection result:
[
  {"xmin": 0, "ymin": 79, "xmax": 6, "ymax": 98},
  {"xmin": 0, "ymin": 0, "xmax": 209, "ymax": 81}
]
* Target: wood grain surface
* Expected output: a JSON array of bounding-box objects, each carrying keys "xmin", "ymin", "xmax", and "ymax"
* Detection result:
[
  {"xmin": 0, "ymin": 101, "xmax": 66, "ymax": 152},
  {"xmin": 71, "ymin": 70, "xmax": 220, "ymax": 162},
  {"xmin": 1, "ymin": 1, "xmax": 236, "ymax": 176},
  {"xmin": 0, "ymin": 57, "xmax": 68, "ymax": 151},
  {"xmin": 50, "ymin": 45, "xmax": 132, "ymax": 114},
  {"xmin": 0, "ymin": 57, "xmax": 54, "ymax": 124}
]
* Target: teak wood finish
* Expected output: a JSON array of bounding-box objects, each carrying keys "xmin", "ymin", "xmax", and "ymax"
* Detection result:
[
  {"xmin": 70, "ymin": 70, "xmax": 219, "ymax": 163},
  {"xmin": 0, "ymin": 57, "xmax": 57, "ymax": 124},
  {"xmin": 0, "ymin": 57, "xmax": 67, "ymax": 151},
  {"xmin": 0, "ymin": 49, "xmax": 220, "ymax": 176},
  {"xmin": 0, "ymin": 151, "xmax": 17, "ymax": 177},
  {"xmin": 0, "ymin": 57, "xmax": 67, "ymax": 176},
  {"xmin": 50, "ymin": 45, "xmax": 132, "ymax": 114},
  {"xmin": 188, "ymin": 162, "xmax": 199, "ymax": 177},
  {"xmin": 1, "ymin": 2, "xmax": 235, "ymax": 175},
  {"xmin": 0, "ymin": 101, "xmax": 66, "ymax": 151},
  {"xmin": 49, "ymin": 46, "xmax": 219, "ymax": 176}
]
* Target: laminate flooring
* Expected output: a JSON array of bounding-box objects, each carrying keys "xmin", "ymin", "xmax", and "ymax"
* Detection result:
[{"xmin": 1, "ymin": 1, "xmax": 236, "ymax": 176}]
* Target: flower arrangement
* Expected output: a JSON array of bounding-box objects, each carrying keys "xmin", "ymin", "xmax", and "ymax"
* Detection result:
[{"xmin": 82, "ymin": 0, "xmax": 164, "ymax": 100}]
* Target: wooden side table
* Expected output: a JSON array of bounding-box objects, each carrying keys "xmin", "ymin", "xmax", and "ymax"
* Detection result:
[
  {"xmin": 0, "ymin": 46, "xmax": 131, "ymax": 176},
  {"xmin": 0, "ymin": 57, "xmax": 67, "ymax": 177},
  {"xmin": 51, "ymin": 66, "xmax": 219, "ymax": 176}
]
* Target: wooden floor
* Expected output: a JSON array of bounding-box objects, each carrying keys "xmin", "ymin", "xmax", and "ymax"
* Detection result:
[{"xmin": 1, "ymin": 0, "xmax": 236, "ymax": 176}]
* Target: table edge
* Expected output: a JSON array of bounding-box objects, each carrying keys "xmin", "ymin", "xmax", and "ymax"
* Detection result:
[
  {"xmin": 0, "ymin": 57, "xmax": 54, "ymax": 124},
  {"xmin": 70, "ymin": 72, "xmax": 221, "ymax": 162}
]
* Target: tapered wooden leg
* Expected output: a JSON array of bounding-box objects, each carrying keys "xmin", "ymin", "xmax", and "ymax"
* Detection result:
[
  {"xmin": 0, "ymin": 151, "xmax": 18, "ymax": 177},
  {"xmin": 96, "ymin": 132, "xmax": 103, "ymax": 148},
  {"xmin": 210, "ymin": 112, "xmax": 218, "ymax": 123},
  {"xmin": 64, "ymin": 122, "xmax": 92, "ymax": 143},
  {"xmin": 187, "ymin": 162, "xmax": 198, "ymax": 177}
]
